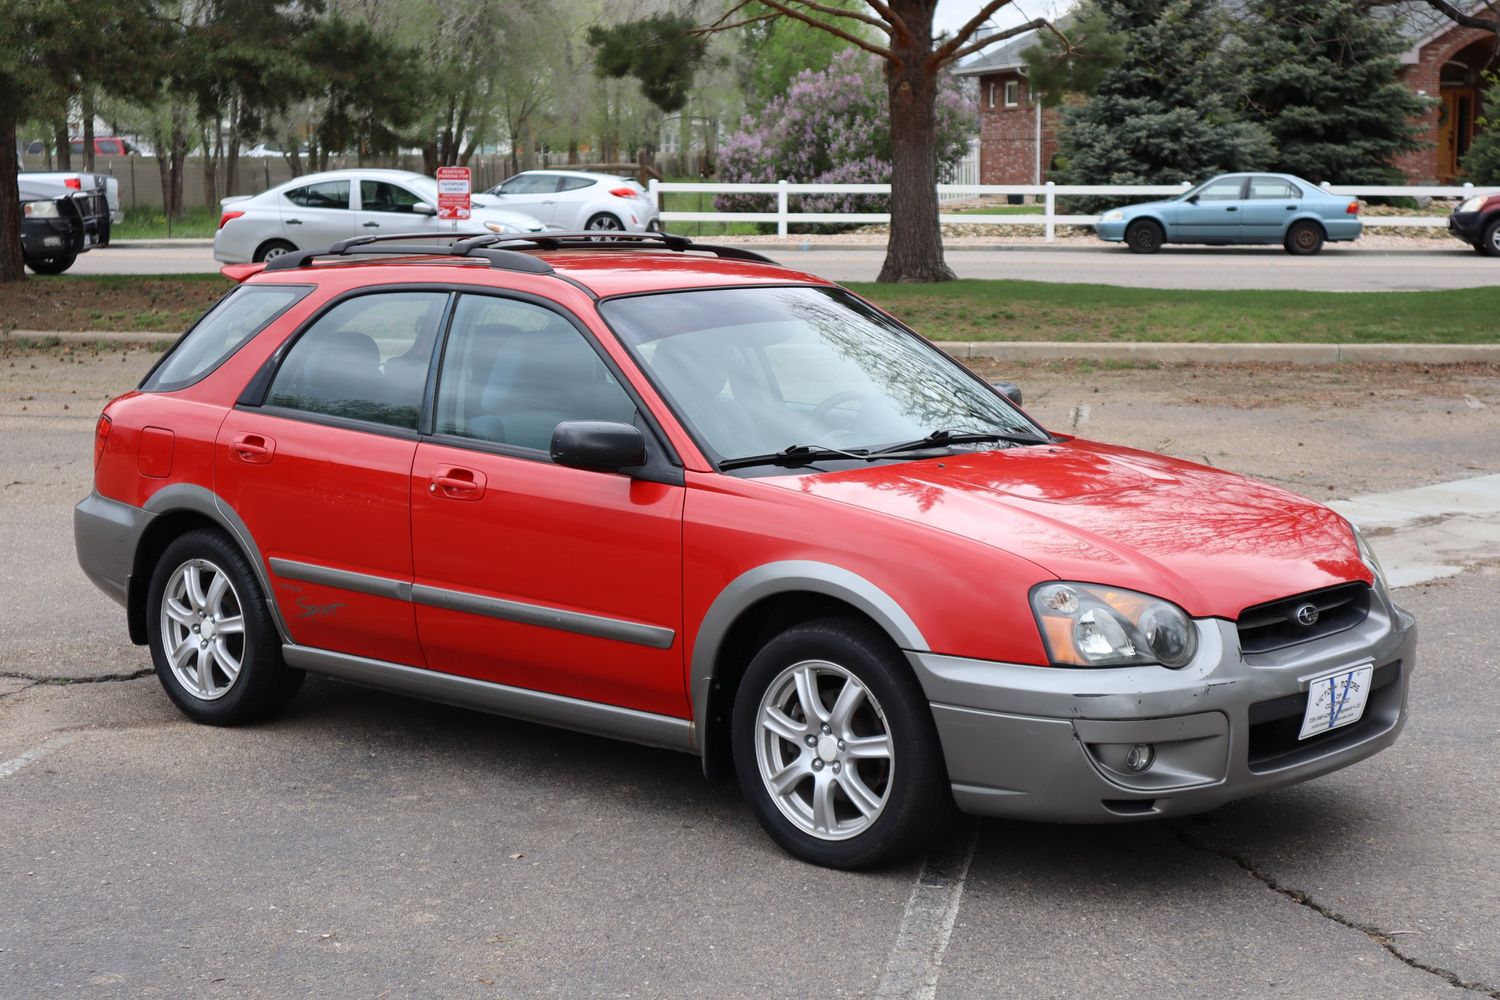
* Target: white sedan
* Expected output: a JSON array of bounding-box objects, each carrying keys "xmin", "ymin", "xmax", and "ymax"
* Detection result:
[
  {"xmin": 213, "ymin": 168, "xmax": 549, "ymax": 264},
  {"xmin": 484, "ymin": 170, "xmax": 660, "ymax": 232}
]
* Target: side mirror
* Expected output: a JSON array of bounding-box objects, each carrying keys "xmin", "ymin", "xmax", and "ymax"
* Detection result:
[
  {"xmin": 411, "ymin": 202, "xmax": 436, "ymax": 217},
  {"xmin": 551, "ymin": 420, "xmax": 646, "ymax": 473},
  {"xmin": 991, "ymin": 381, "xmax": 1023, "ymax": 407},
  {"xmin": 1184, "ymin": 193, "xmax": 1199, "ymax": 204}
]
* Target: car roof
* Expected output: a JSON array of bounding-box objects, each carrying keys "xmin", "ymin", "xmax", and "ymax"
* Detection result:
[
  {"xmin": 238, "ymin": 247, "xmax": 829, "ymax": 298},
  {"xmin": 510, "ymin": 169, "xmax": 629, "ymax": 183},
  {"xmin": 274, "ymin": 168, "xmax": 425, "ymax": 190}
]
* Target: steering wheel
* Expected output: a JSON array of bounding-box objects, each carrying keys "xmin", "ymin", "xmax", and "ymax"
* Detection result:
[{"xmin": 810, "ymin": 390, "xmax": 876, "ymax": 422}]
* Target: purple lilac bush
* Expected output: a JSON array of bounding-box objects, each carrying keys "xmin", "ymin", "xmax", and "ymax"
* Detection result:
[{"xmin": 716, "ymin": 49, "xmax": 974, "ymax": 216}]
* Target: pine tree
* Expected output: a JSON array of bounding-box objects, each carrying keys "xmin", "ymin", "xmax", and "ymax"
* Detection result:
[
  {"xmin": 1054, "ymin": 0, "xmax": 1274, "ymax": 188},
  {"xmin": 1237, "ymin": 0, "xmax": 1429, "ymax": 184}
]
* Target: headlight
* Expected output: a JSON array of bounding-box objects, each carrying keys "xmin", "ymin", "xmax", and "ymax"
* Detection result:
[
  {"xmin": 1100, "ymin": 209, "xmax": 1124, "ymax": 222},
  {"xmin": 1031, "ymin": 582, "xmax": 1198, "ymax": 669},
  {"xmin": 1349, "ymin": 522, "xmax": 1388, "ymax": 593},
  {"xmin": 22, "ymin": 200, "xmax": 60, "ymax": 219},
  {"xmin": 484, "ymin": 221, "xmax": 518, "ymax": 234},
  {"xmin": 1458, "ymin": 196, "xmax": 1485, "ymax": 214}
]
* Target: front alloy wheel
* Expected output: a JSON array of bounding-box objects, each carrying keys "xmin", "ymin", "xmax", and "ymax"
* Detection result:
[
  {"xmin": 732, "ymin": 618, "xmax": 951, "ymax": 868},
  {"xmin": 755, "ymin": 660, "xmax": 893, "ymax": 841}
]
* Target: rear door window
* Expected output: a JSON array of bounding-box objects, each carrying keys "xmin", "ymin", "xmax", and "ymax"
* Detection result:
[
  {"xmin": 141, "ymin": 285, "xmax": 310, "ymax": 392},
  {"xmin": 265, "ymin": 291, "xmax": 448, "ymax": 431},
  {"xmin": 1249, "ymin": 177, "xmax": 1301, "ymax": 200},
  {"xmin": 283, "ymin": 181, "xmax": 351, "ymax": 210}
]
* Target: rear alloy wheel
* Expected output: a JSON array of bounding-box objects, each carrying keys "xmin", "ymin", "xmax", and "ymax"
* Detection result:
[
  {"xmin": 1284, "ymin": 220, "xmax": 1325, "ymax": 256},
  {"xmin": 1480, "ymin": 219, "xmax": 1500, "ymax": 257},
  {"xmin": 147, "ymin": 528, "xmax": 302, "ymax": 725},
  {"xmin": 253, "ymin": 239, "xmax": 296, "ymax": 263},
  {"xmin": 732, "ymin": 618, "xmax": 950, "ymax": 869},
  {"xmin": 1125, "ymin": 220, "xmax": 1163, "ymax": 254}
]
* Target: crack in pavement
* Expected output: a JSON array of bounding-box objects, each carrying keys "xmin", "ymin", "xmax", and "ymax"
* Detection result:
[
  {"xmin": 1172, "ymin": 825, "xmax": 1500, "ymax": 999},
  {"xmin": 0, "ymin": 668, "xmax": 153, "ymax": 685}
]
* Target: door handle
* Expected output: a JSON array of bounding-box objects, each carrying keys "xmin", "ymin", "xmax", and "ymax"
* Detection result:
[
  {"xmin": 1286, "ymin": 205, "xmax": 1296, "ymax": 210},
  {"xmin": 428, "ymin": 466, "xmax": 486, "ymax": 500},
  {"xmin": 230, "ymin": 433, "xmax": 275, "ymax": 464},
  {"xmin": 363, "ymin": 221, "xmax": 380, "ymax": 228},
  {"xmin": 1225, "ymin": 206, "xmax": 1238, "ymax": 212},
  {"xmin": 285, "ymin": 218, "xmax": 302, "ymax": 225}
]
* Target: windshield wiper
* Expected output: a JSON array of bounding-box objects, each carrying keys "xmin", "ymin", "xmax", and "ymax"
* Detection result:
[
  {"xmin": 869, "ymin": 427, "xmax": 1049, "ymax": 457},
  {"xmin": 719, "ymin": 443, "xmax": 872, "ymax": 471}
]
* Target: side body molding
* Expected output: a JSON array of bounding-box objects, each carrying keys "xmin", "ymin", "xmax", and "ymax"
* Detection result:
[
  {"xmin": 141, "ymin": 482, "xmax": 294, "ymax": 643},
  {"xmin": 689, "ymin": 560, "xmax": 929, "ymax": 763}
]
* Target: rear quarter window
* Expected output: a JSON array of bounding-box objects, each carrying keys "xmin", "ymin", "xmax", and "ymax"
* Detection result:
[{"xmin": 140, "ymin": 284, "xmax": 309, "ymax": 393}]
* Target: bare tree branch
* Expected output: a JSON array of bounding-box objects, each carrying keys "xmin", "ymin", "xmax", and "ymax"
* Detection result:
[
  {"xmin": 1412, "ymin": 0, "xmax": 1500, "ymax": 32},
  {"xmin": 720, "ymin": 0, "xmax": 897, "ymax": 59},
  {"xmin": 931, "ymin": 0, "xmax": 1015, "ymax": 63},
  {"xmin": 937, "ymin": 17, "xmax": 1067, "ymax": 67}
]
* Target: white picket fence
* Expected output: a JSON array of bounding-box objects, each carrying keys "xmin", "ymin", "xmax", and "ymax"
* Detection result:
[{"xmin": 647, "ymin": 178, "xmax": 1495, "ymax": 240}]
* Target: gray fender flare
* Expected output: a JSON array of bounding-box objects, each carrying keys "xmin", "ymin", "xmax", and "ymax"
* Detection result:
[
  {"xmin": 689, "ymin": 560, "xmax": 929, "ymax": 759},
  {"xmin": 142, "ymin": 483, "xmax": 292, "ymax": 643}
]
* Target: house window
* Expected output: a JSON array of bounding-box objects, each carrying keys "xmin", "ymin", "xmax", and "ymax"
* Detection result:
[
  {"xmin": 988, "ymin": 82, "xmax": 996, "ymax": 109},
  {"xmin": 1004, "ymin": 81, "xmax": 1020, "ymax": 107}
]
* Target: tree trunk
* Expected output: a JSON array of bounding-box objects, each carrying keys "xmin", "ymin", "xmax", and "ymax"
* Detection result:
[
  {"xmin": 879, "ymin": 1, "xmax": 953, "ymax": 283},
  {"xmin": 0, "ymin": 115, "xmax": 28, "ymax": 282},
  {"xmin": 82, "ymin": 91, "xmax": 96, "ymax": 172},
  {"xmin": 55, "ymin": 120, "xmax": 72, "ymax": 171}
]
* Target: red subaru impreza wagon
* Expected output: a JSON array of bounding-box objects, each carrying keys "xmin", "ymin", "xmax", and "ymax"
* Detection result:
[{"xmin": 75, "ymin": 232, "xmax": 1415, "ymax": 868}]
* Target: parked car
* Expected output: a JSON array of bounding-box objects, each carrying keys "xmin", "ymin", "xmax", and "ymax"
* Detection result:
[
  {"xmin": 485, "ymin": 170, "xmax": 659, "ymax": 232},
  {"xmin": 213, "ymin": 169, "xmax": 550, "ymax": 264},
  {"xmin": 23, "ymin": 136, "xmax": 142, "ymax": 157},
  {"xmin": 75, "ymin": 232, "xmax": 1415, "ymax": 869},
  {"xmin": 1095, "ymin": 173, "xmax": 1362, "ymax": 254},
  {"xmin": 19, "ymin": 170, "xmax": 117, "ymax": 242},
  {"xmin": 1447, "ymin": 192, "xmax": 1500, "ymax": 255},
  {"xmin": 17, "ymin": 176, "xmax": 95, "ymax": 273}
]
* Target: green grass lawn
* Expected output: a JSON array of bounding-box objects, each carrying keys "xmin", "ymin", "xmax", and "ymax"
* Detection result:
[
  {"xmin": 948, "ymin": 204, "xmax": 1045, "ymax": 216},
  {"xmin": 113, "ymin": 206, "xmax": 220, "ymax": 240},
  {"xmin": 4, "ymin": 274, "xmax": 1498, "ymax": 345},
  {"xmin": 849, "ymin": 279, "xmax": 1500, "ymax": 344}
]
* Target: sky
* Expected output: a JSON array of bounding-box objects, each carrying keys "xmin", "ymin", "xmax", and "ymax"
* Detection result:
[{"xmin": 931, "ymin": 0, "xmax": 1077, "ymax": 50}]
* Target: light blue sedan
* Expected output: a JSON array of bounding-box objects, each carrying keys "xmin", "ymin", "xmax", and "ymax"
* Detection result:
[{"xmin": 1095, "ymin": 173, "xmax": 1362, "ymax": 255}]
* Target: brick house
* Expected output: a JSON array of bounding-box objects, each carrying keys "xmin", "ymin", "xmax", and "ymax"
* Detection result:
[{"xmin": 957, "ymin": 10, "xmax": 1497, "ymax": 186}]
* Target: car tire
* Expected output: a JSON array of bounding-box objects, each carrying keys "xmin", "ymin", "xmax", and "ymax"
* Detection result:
[
  {"xmin": 1480, "ymin": 218, "xmax": 1500, "ymax": 257},
  {"xmin": 253, "ymin": 239, "xmax": 297, "ymax": 263},
  {"xmin": 26, "ymin": 253, "xmax": 77, "ymax": 275},
  {"xmin": 1125, "ymin": 220, "xmax": 1164, "ymax": 254},
  {"xmin": 731, "ymin": 617, "xmax": 951, "ymax": 869},
  {"xmin": 96, "ymin": 217, "xmax": 111, "ymax": 248},
  {"xmin": 585, "ymin": 212, "xmax": 625, "ymax": 232},
  {"xmin": 1284, "ymin": 220, "xmax": 1325, "ymax": 255},
  {"xmin": 146, "ymin": 527, "xmax": 303, "ymax": 726}
]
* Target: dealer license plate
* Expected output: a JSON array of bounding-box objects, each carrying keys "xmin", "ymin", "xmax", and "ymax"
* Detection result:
[{"xmin": 1299, "ymin": 663, "xmax": 1374, "ymax": 740}]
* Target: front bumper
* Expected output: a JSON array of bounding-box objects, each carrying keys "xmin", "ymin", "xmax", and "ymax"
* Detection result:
[
  {"xmin": 1095, "ymin": 219, "xmax": 1127, "ymax": 242},
  {"xmin": 1449, "ymin": 211, "xmax": 1484, "ymax": 245},
  {"xmin": 909, "ymin": 589, "xmax": 1415, "ymax": 822},
  {"xmin": 21, "ymin": 216, "xmax": 86, "ymax": 260}
]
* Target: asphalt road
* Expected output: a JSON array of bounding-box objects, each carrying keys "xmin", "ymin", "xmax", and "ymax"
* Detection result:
[
  {"xmin": 66, "ymin": 239, "xmax": 1500, "ymax": 291},
  {"xmin": 3, "ymin": 347, "xmax": 1499, "ymax": 998}
]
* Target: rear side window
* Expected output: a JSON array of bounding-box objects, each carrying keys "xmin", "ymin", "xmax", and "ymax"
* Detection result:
[
  {"xmin": 266, "ymin": 291, "xmax": 448, "ymax": 431},
  {"xmin": 284, "ymin": 181, "xmax": 350, "ymax": 210},
  {"xmin": 1249, "ymin": 177, "xmax": 1300, "ymax": 200},
  {"xmin": 557, "ymin": 177, "xmax": 595, "ymax": 192},
  {"xmin": 141, "ymin": 285, "xmax": 309, "ymax": 392}
]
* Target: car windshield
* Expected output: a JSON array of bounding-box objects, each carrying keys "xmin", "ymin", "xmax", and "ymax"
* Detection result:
[
  {"xmin": 403, "ymin": 177, "xmax": 438, "ymax": 204},
  {"xmin": 599, "ymin": 286, "xmax": 1045, "ymax": 470}
]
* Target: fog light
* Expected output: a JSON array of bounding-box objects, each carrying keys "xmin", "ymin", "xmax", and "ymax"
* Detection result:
[{"xmin": 1125, "ymin": 743, "xmax": 1155, "ymax": 772}]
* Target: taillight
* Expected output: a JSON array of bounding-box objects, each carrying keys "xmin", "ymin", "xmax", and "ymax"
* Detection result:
[
  {"xmin": 218, "ymin": 209, "xmax": 245, "ymax": 229},
  {"xmin": 94, "ymin": 414, "xmax": 111, "ymax": 468},
  {"xmin": 609, "ymin": 187, "xmax": 639, "ymax": 199},
  {"xmin": 64, "ymin": 176, "xmax": 81, "ymax": 189},
  {"xmin": 1347, "ymin": 201, "xmax": 1360, "ymax": 215}
]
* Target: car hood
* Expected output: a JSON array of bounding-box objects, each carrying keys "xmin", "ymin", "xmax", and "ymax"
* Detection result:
[
  {"xmin": 1117, "ymin": 199, "xmax": 1178, "ymax": 216},
  {"xmin": 761, "ymin": 439, "xmax": 1368, "ymax": 620}
]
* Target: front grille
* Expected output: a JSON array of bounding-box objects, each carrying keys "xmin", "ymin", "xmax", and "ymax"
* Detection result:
[
  {"xmin": 1236, "ymin": 582, "xmax": 1370, "ymax": 654},
  {"xmin": 1246, "ymin": 661, "xmax": 1401, "ymax": 772}
]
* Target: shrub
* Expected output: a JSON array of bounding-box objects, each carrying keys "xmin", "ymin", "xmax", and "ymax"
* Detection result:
[{"xmin": 715, "ymin": 49, "xmax": 973, "ymax": 218}]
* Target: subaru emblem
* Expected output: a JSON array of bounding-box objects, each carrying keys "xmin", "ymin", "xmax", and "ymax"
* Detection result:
[{"xmin": 1295, "ymin": 603, "xmax": 1320, "ymax": 627}]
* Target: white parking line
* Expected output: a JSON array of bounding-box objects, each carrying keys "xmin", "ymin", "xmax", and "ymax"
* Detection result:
[
  {"xmin": 874, "ymin": 821, "xmax": 980, "ymax": 1000},
  {"xmin": 0, "ymin": 734, "xmax": 76, "ymax": 780},
  {"xmin": 1333, "ymin": 473, "xmax": 1500, "ymax": 588}
]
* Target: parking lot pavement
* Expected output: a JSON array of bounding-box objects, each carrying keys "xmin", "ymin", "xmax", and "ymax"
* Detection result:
[
  {"xmin": 4, "ymin": 346, "xmax": 1500, "ymax": 998},
  {"xmin": 67, "ymin": 240, "xmax": 1500, "ymax": 290}
]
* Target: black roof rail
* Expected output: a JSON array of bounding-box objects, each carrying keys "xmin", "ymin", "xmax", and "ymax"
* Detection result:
[
  {"xmin": 491, "ymin": 231, "xmax": 783, "ymax": 266},
  {"xmin": 262, "ymin": 232, "xmax": 554, "ymax": 274}
]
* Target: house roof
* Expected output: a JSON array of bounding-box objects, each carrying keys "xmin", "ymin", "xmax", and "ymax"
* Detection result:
[{"xmin": 953, "ymin": 14, "xmax": 1077, "ymax": 77}]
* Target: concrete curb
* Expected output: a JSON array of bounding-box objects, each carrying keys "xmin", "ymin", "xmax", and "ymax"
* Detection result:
[
  {"xmin": 6, "ymin": 329, "xmax": 1497, "ymax": 364},
  {"xmin": 106, "ymin": 239, "xmax": 215, "ymax": 249}
]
